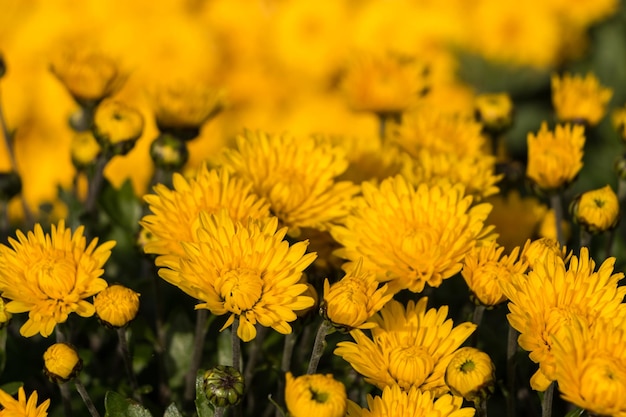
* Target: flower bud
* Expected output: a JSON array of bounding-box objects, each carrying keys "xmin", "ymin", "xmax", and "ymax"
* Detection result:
[
  {"xmin": 93, "ymin": 99, "xmax": 144, "ymax": 156},
  {"xmin": 150, "ymin": 133, "xmax": 189, "ymax": 171},
  {"xmin": 203, "ymin": 365, "xmax": 245, "ymax": 408},
  {"xmin": 445, "ymin": 347, "xmax": 495, "ymax": 403},
  {"xmin": 0, "ymin": 298, "xmax": 12, "ymax": 329},
  {"xmin": 43, "ymin": 343, "xmax": 82, "ymax": 383},
  {"xmin": 94, "ymin": 284, "xmax": 140, "ymax": 328},
  {"xmin": 0, "ymin": 171, "xmax": 22, "ymax": 202},
  {"xmin": 570, "ymin": 185, "xmax": 619, "ymax": 234},
  {"xmin": 71, "ymin": 131, "xmax": 101, "ymax": 170},
  {"xmin": 474, "ymin": 93, "xmax": 513, "ymax": 135}
]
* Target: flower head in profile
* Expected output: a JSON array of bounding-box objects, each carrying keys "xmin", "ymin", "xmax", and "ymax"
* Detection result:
[
  {"xmin": 332, "ymin": 175, "xmax": 493, "ymax": 294},
  {"xmin": 526, "ymin": 122, "xmax": 585, "ymax": 192},
  {"xmin": 159, "ymin": 210, "xmax": 316, "ymax": 342},
  {"xmin": 43, "ymin": 343, "xmax": 82, "ymax": 383},
  {"xmin": 345, "ymin": 383, "xmax": 475, "ymax": 417},
  {"xmin": 94, "ymin": 284, "xmax": 140, "ymax": 328},
  {"xmin": 93, "ymin": 99, "xmax": 144, "ymax": 155},
  {"xmin": 335, "ymin": 298, "xmax": 476, "ymax": 396},
  {"xmin": 285, "ymin": 372, "xmax": 347, "ymax": 417},
  {"xmin": 552, "ymin": 317, "xmax": 626, "ymax": 416},
  {"xmin": 141, "ymin": 165, "xmax": 270, "ymax": 259},
  {"xmin": 221, "ymin": 131, "xmax": 359, "ymax": 236},
  {"xmin": 322, "ymin": 259, "xmax": 393, "ymax": 331},
  {"xmin": 474, "ymin": 93, "xmax": 514, "ymax": 135},
  {"xmin": 0, "ymin": 387, "xmax": 50, "ymax": 417},
  {"xmin": 445, "ymin": 347, "xmax": 496, "ymax": 403},
  {"xmin": 501, "ymin": 247, "xmax": 625, "ymax": 390},
  {"xmin": 71, "ymin": 132, "xmax": 101, "ymax": 170},
  {"xmin": 571, "ymin": 184, "xmax": 620, "ymax": 234},
  {"xmin": 0, "ymin": 221, "xmax": 115, "ymax": 337},
  {"xmin": 552, "ymin": 72, "xmax": 612, "ymax": 126},
  {"xmin": 461, "ymin": 241, "xmax": 527, "ymax": 307}
]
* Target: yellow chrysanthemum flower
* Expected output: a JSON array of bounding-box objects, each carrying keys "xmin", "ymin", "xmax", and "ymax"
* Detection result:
[
  {"xmin": 221, "ymin": 131, "xmax": 359, "ymax": 236},
  {"xmin": 141, "ymin": 165, "xmax": 270, "ymax": 259},
  {"xmin": 71, "ymin": 131, "xmax": 101, "ymax": 170},
  {"xmin": 322, "ymin": 259, "xmax": 393, "ymax": 331},
  {"xmin": 474, "ymin": 93, "xmax": 514, "ymax": 134},
  {"xmin": 526, "ymin": 122, "xmax": 585, "ymax": 192},
  {"xmin": 43, "ymin": 343, "xmax": 82, "ymax": 383},
  {"xmin": 93, "ymin": 99, "xmax": 144, "ymax": 154},
  {"xmin": 501, "ymin": 247, "xmax": 625, "ymax": 390},
  {"xmin": 285, "ymin": 372, "xmax": 347, "ymax": 417},
  {"xmin": 158, "ymin": 210, "xmax": 316, "ymax": 342},
  {"xmin": 335, "ymin": 298, "xmax": 476, "ymax": 396},
  {"xmin": 552, "ymin": 72, "xmax": 613, "ymax": 126},
  {"xmin": 0, "ymin": 387, "xmax": 50, "ymax": 417},
  {"xmin": 571, "ymin": 184, "xmax": 620, "ymax": 234},
  {"xmin": 520, "ymin": 237, "xmax": 571, "ymax": 271},
  {"xmin": 94, "ymin": 284, "xmax": 140, "ymax": 328},
  {"xmin": 332, "ymin": 175, "xmax": 493, "ymax": 294},
  {"xmin": 461, "ymin": 241, "xmax": 527, "ymax": 307},
  {"xmin": 552, "ymin": 317, "xmax": 626, "ymax": 416},
  {"xmin": 445, "ymin": 347, "xmax": 495, "ymax": 403},
  {"xmin": 346, "ymin": 384, "xmax": 475, "ymax": 417},
  {"xmin": 0, "ymin": 221, "xmax": 115, "ymax": 337}
]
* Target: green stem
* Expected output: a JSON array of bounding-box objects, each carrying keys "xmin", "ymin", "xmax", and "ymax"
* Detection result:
[
  {"xmin": 542, "ymin": 381, "xmax": 555, "ymax": 417},
  {"xmin": 184, "ymin": 308, "xmax": 209, "ymax": 403},
  {"xmin": 214, "ymin": 407, "xmax": 225, "ymax": 417},
  {"xmin": 476, "ymin": 398, "xmax": 488, "ymax": 417},
  {"xmin": 85, "ymin": 151, "xmax": 110, "ymax": 215},
  {"xmin": 506, "ymin": 326, "xmax": 518, "ymax": 417},
  {"xmin": 117, "ymin": 327, "xmax": 141, "ymax": 403},
  {"xmin": 232, "ymin": 316, "xmax": 242, "ymax": 372},
  {"xmin": 472, "ymin": 305, "xmax": 485, "ymax": 326},
  {"xmin": 75, "ymin": 377, "xmax": 101, "ymax": 417},
  {"xmin": 274, "ymin": 333, "xmax": 298, "ymax": 417},
  {"xmin": 579, "ymin": 229, "xmax": 592, "ymax": 249},
  {"xmin": 307, "ymin": 321, "xmax": 332, "ymax": 374},
  {"xmin": 550, "ymin": 193, "xmax": 565, "ymax": 247}
]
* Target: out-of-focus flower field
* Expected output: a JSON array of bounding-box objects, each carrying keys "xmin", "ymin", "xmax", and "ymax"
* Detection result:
[{"xmin": 1, "ymin": 0, "xmax": 626, "ymax": 416}]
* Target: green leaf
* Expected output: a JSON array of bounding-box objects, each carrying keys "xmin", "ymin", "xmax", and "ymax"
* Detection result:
[
  {"xmin": 166, "ymin": 311, "xmax": 194, "ymax": 389},
  {"xmin": 564, "ymin": 408, "xmax": 585, "ymax": 417},
  {"xmin": 163, "ymin": 403, "xmax": 184, "ymax": 417},
  {"xmin": 104, "ymin": 391, "xmax": 153, "ymax": 417},
  {"xmin": 0, "ymin": 382, "xmax": 22, "ymax": 396},
  {"xmin": 98, "ymin": 179, "xmax": 142, "ymax": 232},
  {"xmin": 195, "ymin": 370, "xmax": 214, "ymax": 417},
  {"xmin": 217, "ymin": 328, "xmax": 232, "ymax": 367}
]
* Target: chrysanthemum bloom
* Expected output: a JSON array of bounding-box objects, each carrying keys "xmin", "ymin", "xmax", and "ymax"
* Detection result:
[
  {"xmin": 335, "ymin": 298, "xmax": 476, "ymax": 396},
  {"xmin": 159, "ymin": 210, "xmax": 316, "ymax": 342},
  {"xmin": 332, "ymin": 175, "xmax": 493, "ymax": 294},
  {"xmin": 401, "ymin": 149, "xmax": 501, "ymax": 201},
  {"xmin": 285, "ymin": 372, "xmax": 346, "ymax": 417},
  {"xmin": 520, "ymin": 237, "xmax": 571, "ymax": 271},
  {"xmin": 141, "ymin": 165, "xmax": 270, "ymax": 259},
  {"xmin": 552, "ymin": 72, "xmax": 612, "ymax": 126},
  {"xmin": 322, "ymin": 260, "xmax": 392, "ymax": 331},
  {"xmin": 501, "ymin": 247, "xmax": 625, "ymax": 390},
  {"xmin": 221, "ymin": 131, "xmax": 359, "ymax": 236},
  {"xmin": 94, "ymin": 284, "xmax": 140, "ymax": 328},
  {"xmin": 0, "ymin": 221, "xmax": 115, "ymax": 337},
  {"xmin": 445, "ymin": 347, "xmax": 495, "ymax": 403},
  {"xmin": 43, "ymin": 343, "xmax": 82, "ymax": 383},
  {"xmin": 71, "ymin": 132, "xmax": 101, "ymax": 170},
  {"xmin": 526, "ymin": 122, "xmax": 585, "ymax": 192},
  {"xmin": 93, "ymin": 99, "xmax": 144, "ymax": 156},
  {"xmin": 345, "ymin": 383, "xmax": 475, "ymax": 417},
  {"xmin": 570, "ymin": 185, "xmax": 620, "ymax": 234},
  {"xmin": 552, "ymin": 317, "xmax": 626, "ymax": 416},
  {"xmin": 0, "ymin": 387, "xmax": 50, "ymax": 417},
  {"xmin": 461, "ymin": 241, "xmax": 527, "ymax": 307},
  {"xmin": 474, "ymin": 93, "xmax": 514, "ymax": 135}
]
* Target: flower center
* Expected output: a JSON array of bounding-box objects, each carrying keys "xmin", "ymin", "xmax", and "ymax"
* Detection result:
[
  {"xmin": 460, "ymin": 360, "xmax": 476, "ymax": 373},
  {"xmin": 309, "ymin": 388, "xmax": 329, "ymax": 404},
  {"xmin": 217, "ymin": 268, "xmax": 263, "ymax": 314},
  {"xmin": 388, "ymin": 345, "xmax": 434, "ymax": 390},
  {"xmin": 30, "ymin": 255, "xmax": 77, "ymax": 299}
]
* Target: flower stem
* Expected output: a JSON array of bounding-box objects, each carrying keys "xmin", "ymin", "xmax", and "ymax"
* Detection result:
[
  {"xmin": 579, "ymin": 229, "xmax": 592, "ymax": 249},
  {"xmin": 184, "ymin": 308, "xmax": 209, "ymax": 403},
  {"xmin": 307, "ymin": 320, "xmax": 332, "ymax": 374},
  {"xmin": 232, "ymin": 316, "xmax": 242, "ymax": 372},
  {"xmin": 476, "ymin": 399, "xmax": 488, "ymax": 417},
  {"xmin": 542, "ymin": 381, "xmax": 554, "ymax": 417},
  {"xmin": 75, "ymin": 377, "xmax": 101, "ymax": 417},
  {"xmin": 117, "ymin": 327, "xmax": 141, "ymax": 403},
  {"xmin": 472, "ymin": 305, "xmax": 485, "ymax": 326},
  {"xmin": 550, "ymin": 193, "xmax": 565, "ymax": 247},
  {"xmin": 274, "ymin": 333, "xmax": 298, "ymax": 417},
  {"xmin": 506, "ymin": 326, "xmax": 518, "ymax": 417},
  {"xmin": 214, "ymin": 407, "xmax": 225, "ymax": 417},
  {"xmin": 85, "ymin": 151, "xmax": 110, "ymax": 215}
]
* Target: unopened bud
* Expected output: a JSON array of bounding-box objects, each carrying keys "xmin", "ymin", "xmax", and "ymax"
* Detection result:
[
  {"xmin": 43, "ymin": 343, "xmax": 82, "ymax": 383},
  {"xmin": 150, "ymin": 133, "xmax": 189, "ymax": 171},
  {"xmin": 203, "ymin": 365, "xmax": 245, "ymax": 408}
]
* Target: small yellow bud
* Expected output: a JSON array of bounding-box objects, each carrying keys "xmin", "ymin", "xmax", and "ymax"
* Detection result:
[
  {"xmin": 93, "ymin": 99, "xmax": 144, "ymax": 155},
  {"xmin": 43, "ymin": 343, "xmax": 82, "ymax": 383},
  {"xmin": 521, "ymin": 238, "xmax": 571, "ymax": 271},
  {"xmin": 570, "ymin": 185, "xmax": 620, "ymax": 234},
  {"xmin": 94, "ymin": 285, "xmax": 140, "ymax": 328},
  {"xmin": 474, "ymin": 93, "xmax": 514, "ymax": 135},
  {"xmin": 445, "ymin": 347, "xmax": 495, "ymax": 403},
  {"xmin": 71, "ymin": 131, "xmax": 101, "ymax": 170}
]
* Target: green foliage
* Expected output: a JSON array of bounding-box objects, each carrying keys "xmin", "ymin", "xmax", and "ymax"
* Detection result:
[{"xmin": 104, "ymin": 391, "xmax": 153, "ymax": 417}]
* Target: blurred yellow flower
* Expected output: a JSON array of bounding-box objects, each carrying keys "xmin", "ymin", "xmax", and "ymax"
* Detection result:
[
  {"xmin": 537, "ymin": 208, "xmax": 571, "ymax": 243},
  {"xmin": 526, "ymin": 122, "xmax": 585, "ymax": 192},
  {"xmin": 322, "ymin": 259, "xmax": 393, "ymax": 331},
  {"xmin": 445, "ymin": 347, "xmax": 496, "ymax": 403},
  {"xmin": 474, "ymin": 93, "xmax": 514, "ymax": 134},
  {"xmin": 70, "ymin": 131, "xmax": 101, "ymax": 170},
  {"xmin": 93, "ymin": 99, "xmax": 144, "ymax": 154},
  {"xmin": 501, "ymin": 247, "xmax": 625, "ymax": 390},
  {"xmin": 332, "ymin": 175, "xmax": 493, "ymax": 294},
  {"xmin": 346, "ymin": 384, "xmax": 475, "ymax": 417},
  {"xmin": 461, "ymin": 241, "xmax": 527, "ymax": 307},
  {"xmin": 222, "ymin": 131, "xmax": 359, "ymax": 235},
  {"xmin": 552, "ymin": 317, "xmax": 626, "ymax": 416},
  {"xmin": 0, "ymin": 221, "xmax": 115, "ymax": 337},
  {"xmin": 571, "ymin": 184, "xmax": 620, "ymax": 234},
  {"xmin": 612, "ymin": 105, "xmax": 626, "ymax": 142},
  {"xmin": 94, "ymin": 284, "xmax": 140, "ymax": 328},
  {"xmin": 141, "ymin": 165, "xmax": 270, "ymax": 259},
  {"xmin": 285, "ymin": 372, "xmax": 347, "ymax": 417},
  {"xmin": 547, "ymin": 0, "xmax": 619, "ymax": 27},
  {"xmin": 43, "ymin": 342, "xmax": 82, "ymax": 383},
  {"xmin": 335, "ymin": 298, "xmax": 476, "ymax": 396},
  {"xmin": 158, "ymin": 210, "xmax": 316, "ymax": 342},
  {"xmin": 552, "ymin": 72, "xmax": 612, "ymax": 126},
  {"xmin": 0, "ymin": 387, "xmax": 50, "ymax": 417}
]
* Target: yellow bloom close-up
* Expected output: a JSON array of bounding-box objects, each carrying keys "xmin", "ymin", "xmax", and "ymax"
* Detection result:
[
  {"xmin": 285, "ymin": 372, "xmax": 347, "ymax": 417},
  {"xmin": 552, "ymin": 72, "xmax": 613, "ymax": 126},
  {"xmin": 571, "ymin": 184, "xmax": 620, "ymax": 234},
  {"xmin": 158, "ymin": 210, "xmax": 316, "ymax": 342},
  {"xmin": 43, "ymin": 342, "xmax": 82, "ymax": 383},
  {"xmin": 93, "ymin": 284, "xmax": 140, "ymax": 328},
  {"xmin": 335, "ymin": 298, "xmax": 476, "ymax": 396},
  {"xmin": 332, "ymin": 175, "xmax": 493, "ymax": 294},
  {"xmin": 0, "ymin": 387, "xmax": 50, "ymax": 417},
  {"xmin": 526, "ymin": 122, "xmax": 585, "ymax": 192},
  {"xmin": 445, "ymin": 347, "xmax": 496, "ymax": 403},
  {"xmin": 0, "ymin": 221, "xmax": 115, "ymax": 337}
]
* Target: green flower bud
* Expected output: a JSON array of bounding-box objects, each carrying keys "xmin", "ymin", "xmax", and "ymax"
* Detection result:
[
  {"xmin": 150, "ymin": 133, "xmax": 189, "ymax": 171},
  {"xmin": 203, "ymin": 365, "xmax": 245, "ymax": 408}
]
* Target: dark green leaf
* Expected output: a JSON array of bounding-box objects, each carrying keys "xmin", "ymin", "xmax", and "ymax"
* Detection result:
[
  {"xmin": 195, "ymin": 370, "xmax": 214, "ymax": 417},
  {"xmin": 564, "ymin": 408, "xmax": 585, "ymax": 417},
  {"xmin": 163, "ymin": 403, "xmax": 184, "ymax": 417},
  {"xmin": 0, "ymin": 382, "xmax": 21, "ymax": 396},
  {"xmin": 104, "ymin": 391, "xmax": 153, "ymax": 417}
]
